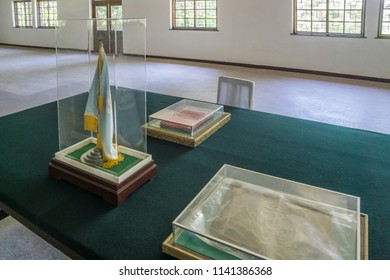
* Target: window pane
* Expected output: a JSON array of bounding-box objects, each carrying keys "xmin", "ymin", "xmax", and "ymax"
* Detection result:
[
  {"xmin": 206, "ymin": 19, "xmax": 217, "ymax": 28},
  {"xmin": 384, "ymin": 9, "xmax": 390, "ymax": 21},
  {"xmin": 297, "ymin": 21, "xmax": 312, "ymax": 32},
  {"xmin": 382, "ymin": 22, "xmax": 390, "ymax": 35},
  {"xmin": 196, "ymin": 19, "xmax": 206, "ymax": 28},
  {"xmin": 346, "ymin": 0, "xmax": 363, "ymax": 9},
  {"xmin": 96, "ymin": 6, "xmax": 108, "ymax": 31},
  {"xmin": 111, "ymin": 5, "xmax": 123, "ymax": 31},
  {"xmin": 312, "ymin": 21, "xmax": 326, "ymax": 32},
  {"xmin": 297, "ymin": 0, "xmax": 312, "ymax": 9},
  {"xmin": 312, "ymin": 0, "xmax": 327, "ymax": 9},
  {"xmin": 297, "ymin": 10, "xmax": 312, "ymax": 21},
  {"xmin": 329, "ymin": 21, "xmax": 344, "ymax": 33},
  {"xmin": 329, "ymin": 0, "xmax": 344, "ymax": 9},
  {"xmin": 313, "ymin": 10, "xmax": 326, "ymax": 21},
  {"xmin": 329, "ymin": 10, "xmax": 344, "ymax": 21},
  {"xmin": 345, "ymin": 22, "xmax": 361, "ymax": 33}
]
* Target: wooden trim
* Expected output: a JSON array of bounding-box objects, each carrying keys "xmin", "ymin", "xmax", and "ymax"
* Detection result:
[
  {"xmin": 146, "ymin": 54, "xmax": 390, "ymax": 84},
  {"xmin": 0, "ymin": 43, "xmax": 55, "ymax": 51}
]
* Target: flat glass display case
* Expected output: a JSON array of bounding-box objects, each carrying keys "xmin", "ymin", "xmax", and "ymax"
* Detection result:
[
  {"xmin": 49, "ymin": 18, "xmax": 156, "ymax": 205},
  {"xmin": 146, "ymin": 99, "xmax": 231, "ymax": 147},
  {"xmin": 148, "ymin": 100, "xmax": 224, "ymax": 136},
  {"xmin": 172, "ymin": 164, "xmax": 361, "ymax": 259}
]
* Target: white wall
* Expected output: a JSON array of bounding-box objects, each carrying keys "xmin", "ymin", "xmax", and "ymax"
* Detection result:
[
  {"xmin": 0, "ymin": 0, "xmax": 389, "ymax": 79},
  {"xmin": 124, "ymin": 0, "xmax": 390, "ymax": 79},
  {"xmin": 0, "ymin": 0, "xmax": 89, "ymax": 48}
]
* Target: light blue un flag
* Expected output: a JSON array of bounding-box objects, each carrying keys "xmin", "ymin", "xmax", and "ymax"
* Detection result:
[{"xmin": 84, "ymin": 43, "xmax": 121, "ymax": 167}]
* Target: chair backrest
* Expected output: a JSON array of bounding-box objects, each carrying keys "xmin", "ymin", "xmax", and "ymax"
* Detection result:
[{"xmin": 217, "ymin": 76, "xmax": 254, "ymax": 109}]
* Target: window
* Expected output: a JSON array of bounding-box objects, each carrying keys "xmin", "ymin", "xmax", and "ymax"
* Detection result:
[
  {"xmin": 379, "ymin": 0, "xmax": 390, "ymax": 37},
  {"xmin": 92, "ymin": 0, "xmax": 123, "ymax": 31},
  {"xmin": 13, "ymin": 0, "xmax": 33, "ymax": 28},
  {"xmin": 13, "ymin": 0, "xmax": 57, "ymax": 28},
  {"xmin": 37, "ymin": 0, "xmax": 58, "ymax": 28},
  {"xmin": 172, "ymin": 0, "xmax": 217, "ymax": 30},
  {"xmin": 294, "ymin": 0, "xmax": 366, "ymax": 37}
]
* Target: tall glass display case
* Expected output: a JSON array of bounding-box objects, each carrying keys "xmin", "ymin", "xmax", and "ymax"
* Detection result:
[{"xmin": 49, "ymin": 18, "xmax": 156, "ymax": 205}]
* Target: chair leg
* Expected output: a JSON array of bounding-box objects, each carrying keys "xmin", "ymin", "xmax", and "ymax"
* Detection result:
[{"xmin": 0, "ymin": 209, "xmax": 9, "ymax": 221}]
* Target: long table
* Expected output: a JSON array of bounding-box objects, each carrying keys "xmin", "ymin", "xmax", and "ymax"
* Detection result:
[{"xmin": 1, "ymin": 92, "xmax": 389, "ymax": 259}]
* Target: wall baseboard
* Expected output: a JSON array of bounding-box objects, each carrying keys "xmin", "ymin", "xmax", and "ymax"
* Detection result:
[{"xmin": 147, "ymin": 55, "xmax": 390, "ymax": 84}]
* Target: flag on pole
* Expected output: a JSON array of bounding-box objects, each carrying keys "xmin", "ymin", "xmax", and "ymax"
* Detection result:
[{"xmin": 84, "ymin": 42, "xmax": 123, "ymax": 168}]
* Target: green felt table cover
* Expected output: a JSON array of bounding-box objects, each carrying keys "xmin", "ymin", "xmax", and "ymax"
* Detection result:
[{"xmin": 1, "ymin": 92, "xmax": 390, "ymax": 260}]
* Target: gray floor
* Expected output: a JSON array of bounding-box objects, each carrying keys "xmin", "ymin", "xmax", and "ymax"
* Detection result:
[{"xmin": 1, "ymin": 45, "xmax": 390, "ymax": 259}]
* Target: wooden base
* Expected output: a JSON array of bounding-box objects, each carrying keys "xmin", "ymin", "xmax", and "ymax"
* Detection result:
[
  {"xmin": 49, "ymin": 158, "xmax": 157, "ymax": 206},
  {"xmin": 163, "ymin": 213, "xmax": 369, "ymax": 260}
]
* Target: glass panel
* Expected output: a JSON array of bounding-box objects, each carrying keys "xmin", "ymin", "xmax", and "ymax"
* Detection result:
[
  {"xmin": 382, "ymin": 22, "xmax": 390, "ymax": 35},
  {"xmin": 329, "ymin": 10, "xmax": 344, "ymax": 21},
  {"xmin": 55, "ymin": 18, "xmax": 147, "ymax": 159},
  {"xmin": 206, "ymin": 19, "xmax": 216, "ymax": 28},
  {"xmin": 196, "ymin": 9, "xmax": 206, "ymax": 19},
  {"xmin": 297, "ymin": 0, "xmax": 312, "ymax": 9},
  {"xmin": 297, "ymin": 21, "xmax": 312, "ymax": 32},
  {"xmin": 312, "ymin": 0, "xmax": 327, "ymax": 9},
  {"xmin": 185, "ymin": 18, "xmax": 195, "ymax": 27},
  {"xmin": 96, "ymin": 6, "xmax": 108, "ymax": 31},
  {"xmin": 186, "ymin": 10, "xmax": 195, "ymax": 18},
  {"xmin": 345, "ymin": 22, "xmax": 361, "ymax": 33},
  {"xmin": 329, "ymin": 0, "xmax": 345, "ymax": 9},
  {"xmin": 384, "ymin": 10, "xmax": 390, "ymax": 21},
  {"xmin": 345, "ymin": 10, "xmax": 361, "ymax": 22},
  {"xmin": 297, "ymin": 10, "xmax": 312, "ymax": 21},
  {"xmin": 346, "ymin": 0, "xmax": 363, "ymax": 9},
  {"xmin": 312, "ymin": 10, "xmax": 327, "ymax": 21},
  {"xmin": 176, "ymin": 0, "xmax": 185, "ymax": 9},
  {"xmin": 206, "ymin": 0, "xmax": 216, "ymax": 9},
  {"xmin": 111, "ymin": 5, "xmax": 123, "ymax": 31},
  {"xmin": 329, "ymin": 21, "xmax": 344, "ymax": 33},
  {"xmin": 195, "ymin": 0, "xmax": 205, "ymax": 9},
  {"xmin": 312, "ymin": 21, "xmax": 326, "ymax": 32},
  {"xmin": 185, "ymin": 0, "xmax": 194, "ymax": 9}
]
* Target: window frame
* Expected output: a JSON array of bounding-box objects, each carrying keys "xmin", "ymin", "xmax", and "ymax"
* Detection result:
[
  {"xmin": 13, "ymin": 0, "xmax": 33, "ymax": 28},
  {"xmin": 36, "ymin": 0, "xmax": 58, "ymax": 29},
  {"xmin": 171, "ymin": 0, "xmax": 218, "ymax": 31},
  {"xmin": 378, "ymin": 0, "xmax": 390, "ymax": 38},
  {"xmin": 293, "ymin": 0, "xmax": 367, "ymax": 38}
]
